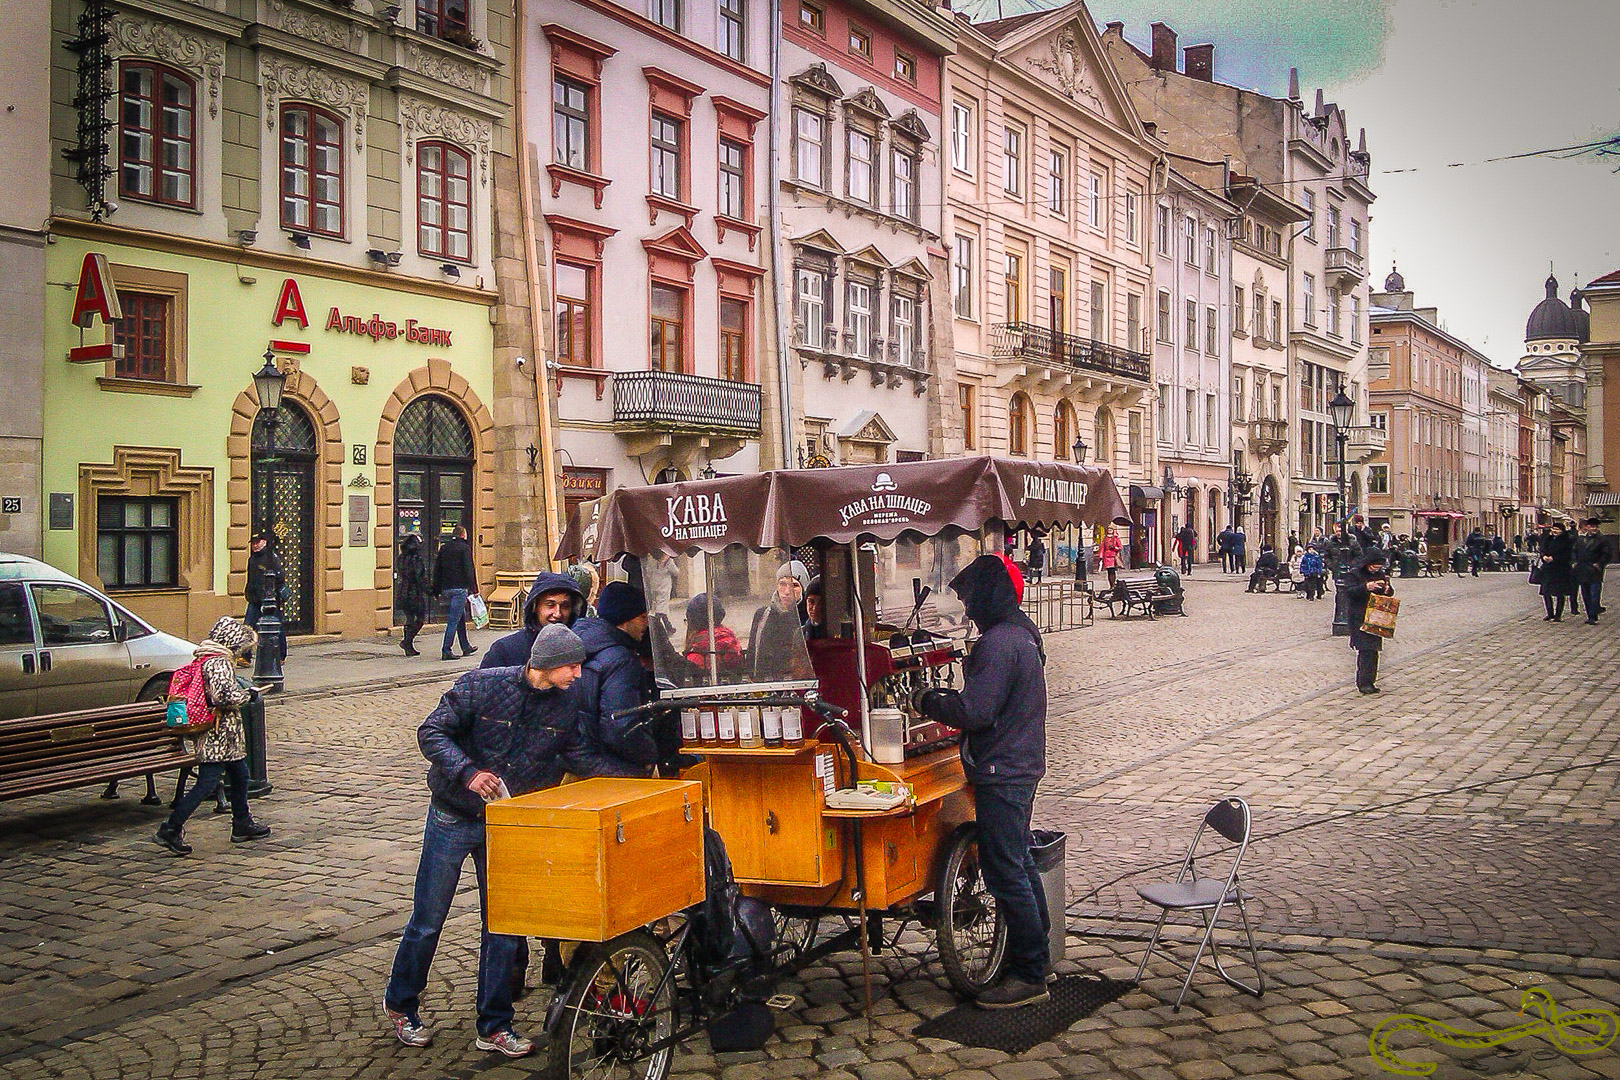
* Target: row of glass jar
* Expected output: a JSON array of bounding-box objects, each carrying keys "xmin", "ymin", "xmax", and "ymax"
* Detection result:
[{"xmin": 679, "ymin": 703, "xmax": 807, "ymax": 749}]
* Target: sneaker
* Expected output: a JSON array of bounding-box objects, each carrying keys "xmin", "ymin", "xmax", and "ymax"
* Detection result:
[
  {"xmin": 154, "ymin": 823, "xmax": 191, "ymax": 856},
  {"xmin": 475, "ymin": 1028, "xmax": 534, "ymax": 1057},
  {"xmin": 975, "ymin": 980, "xmax": 1051, "ymax": 1010},
  {"xmin": 385, "ymin": 1003, "xmax": 432, "ymax": 1047},
  {"xmin": 231, "ymin": 821, "xmax": 272, "ymax": 843}
]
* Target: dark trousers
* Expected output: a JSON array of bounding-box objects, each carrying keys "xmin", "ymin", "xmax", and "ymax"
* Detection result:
[
  {"xmin": 1105, "ymin": 567, "xmax": 1117, "ymax": 588},
  {"xmin": 1303, "ymin": 575, "xmax": 1326, "ymax": 601},
  {"xmin": 974, "ymin": 783, "xmax": 1049, "ymax": 985},
  {"xmin": 1179, "ymin": 552, "xmax": 1193, "ymax": 574},
  {"xmin": 1219, "ymin": 550, "xmax": 1232, "ymax": 572},
  {"xmin": 166, "ymin": 759, "xmax": 250, "ymax": 829},
  {"xmin": 1355, "ymin": 646, "xmax": 1379, "ymax": 690},
  {"xmin": 1544, "ymin": 593, "xmax": 1567, "ymax": 619},
  {"xmin": 402, "ymin": 612, "xmax": 425, "ymax": 650},
  {"xmin": 1581, "ymin": 580, "xmax": 1603, "ymax": 619},
  {"xmin": 1234, "ymin": 551, "xmax": 1247, "ymax": 572}
]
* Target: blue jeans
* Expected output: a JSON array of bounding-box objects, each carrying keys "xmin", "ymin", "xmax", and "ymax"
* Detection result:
[
  {"xmin": 386, "ymin": 806, "xmax": 521, "ymax": 1036},
  {"xmin": 1581, "ymin": 580, "xmax": 1603, "ymax": 618},
  {"xmin": 974, "ymin": 783, "xmax": 1050, "ymax": 984},
  {"xmin": 440, "ymin": 589, "xmax": 472, "ymax": 657},
  {"xmin": 166, "ymin": 759, "xmax": 250, "ymax": 828}
]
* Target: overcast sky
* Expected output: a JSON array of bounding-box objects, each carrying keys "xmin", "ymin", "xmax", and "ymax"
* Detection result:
[{"xmin": 959, "ymin": 0, "xmax": 1620, "ymax": 367}]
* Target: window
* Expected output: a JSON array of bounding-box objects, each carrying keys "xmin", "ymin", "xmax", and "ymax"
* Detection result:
[
  {"xmin": 719, "ymin": 0, "xmax": 745, "ymax": 61},
  {"xmin": 1206, "ymin": 392, "xmax": 1218, "ymax": 445},
  {"xmin": 1271, "ymin": 299, "xmax": 1282, "ymax": 341},
  {"xmin": 1156, "ymin": 290, "xmax": 1172, "ymax": 342},
  {"xmin": 1091, "ymin": 281, "xmax": 1105, "ymax": 338},
  {"xmin": 0, "ymin": 583, "xmax": 30, "ymax": 647},
  {"xmin": 1128, "ymin": 411, "xmax": 1143, "ymax": 463},
  {"xmin": 1156, "ymin": 204, "xmax": 1172, "ymax": 255},
  {"xmin": 556, "ymin": 262, "xmax": 593, "ymax": 365},
  {"xmin": 796, "ymin": 269, "xmax": 825, "ymax": 348},
  {"xmin": 950, "ymin": 103, "xmax": 972, "ymax": 173},
  {"xmin": 1088, "ymin": 171, "xmax": 1104, "ymax": 229},
  {"xmin": 1301, "ymin": 188, "xmax": 1315, "ymax": 241},
  {"xmin": 1369, "ymin": 464, "xmax": 1389, "ymax": 494},
  {"xmin": 1328, "ymin": 289, "xmax": 1342, "ymax": 336},
  {"xmin": 280, "ymin": 104, "xmax": 343, "ymax": 236},
  {"xmin": 417, "ymin": 141, "xmax": 472, "ymax": 262},
  {"xmin": 1350, "ymin": 295, "xmax": 1362, "ymax": 344},
  {"xmin": 798, "ymin": 0, "xmax": 824, "ymax": 32},
  {"xmin": 794, "ymin": 108, "xmax": 824, "ymax": 186},
  {"xmin": 1125, "ymin": 190, "xmax": 1140, "ymax": 245},
  {"xmin": 1048, "ymin": 266, "xmax": 1067, "ymax": 333},
  {"xmin": 847, "ymin": 128, "xmax": 874, "ymax": 204},
  {"xmin": 1008, "ymin": 394, "xmax": 1029, "ymax": 456},
  {"xmin": 112, "ymin": 292, "xmax": 171, "ymax": 381},
  {"xmin": 1054, "ymin": 402, "xmax": 1072, "ymax": 459},
  {"xmin": 650, "ymin": 112, "xmax": 681, "ymax": 199},
  {"xmin": 848, "ymin": 25, "xmax": 872, "ymax": 60},
  {"xmin": 31, "ymin": 584, "xmax": 115, "ymax": 645},
  {"xmin": 1126, "ymin": 293, "xmax": 1141, "ymax": 350},
  {"xmin": 1002, "ymin": 125, "xmax": 1023, "ymax": 195},
  {"xmin": 1253, "ymin": 290, "xmax": 1264, "ymax": 340},
  {"xmin": 1327, "ymin": 205, "xmax": 1341, "ymax": 248},
  {"xmin": 651, "ymin": 0, "xmax": 680, "ymax": 31},
  {"xmin": 1004, "ymin": 251, "xmax": 1023, "ymax": 324},
  {"xmin": 1234, "ymin": 375, "xmax": 1246, "ymax": 421},
  {"xmin": 893, "ymin": 293, "xmax": 915, "ymax": 367},
  {"xmin": 1351, "ymin": 218, "xmax": 1363, "ymax": 255},
  {"xmin": 1185, "ymin": 298, "xmax": 1198, "ymax": 346},
  {"xmin": 952, "ymin": 234, "xmax": 974, "ymax": 318},
  {"xmin": 1157, "ymin": 384, "xmax": 1171, "ymax": 440},
  {"xmin": 892, "ymin": 148, "xmax": 916, "ymax": 221},
  {"xmin": 1233, "ymin": 286, "xmax": 1245, "ymax": 335},
  {"xmin": 1047, "ymin": 149, "xmax": 1067, "ymax": 215},
  {"xmin": 718, "ymin": 138, "xmax": 747, "ymax": 220},
  {"xmin": 847, "ymin": 281, "xmax": 871, "ymax": 357},
  {"xmin": 96, "ymin": 498, "xmax": 178, "ymax": 589},
  {"xmin": 1369, "ymin": 411, "xmax": 1388, "ymax": 433},
  {"xmin": 1204, "ymin": 225, "xmax": 1218, "ymax": 272},
  {"xmin": 1206, "ymin": 305, "xmax": 1218, "ymax": 355},
  {"xmin": 893, "ymin": 51, "xmax": 916, "ymax": 83},
  {"xmin": 720, "ymin": 297, "xmax": 747, "ymax": 382},
  {"xmin": 1302, "ymin": 273, "xmax": 1316, "ymax": 327},
  {"xmin": 1184, "ymin": 389, "xmax": 1196, "ymax": 444},
  {"xmin": 650, "ymin": 284, "xmax": 684, "ymax": 372},
  {"xmin": 417, "ymin": 0, "xmax": 469, "ymax": 38},
  {"xmin": 1183, "ymin": 216, "xmax": 1198, "ymax": 266},
  {"xmin": 118, "ymin": 63, "xmax": 195, "ymax": 207},
  {"xmin": 1270, "ymin": 382, "xmax": 1280, "ymax": 421},
  {"xmin": 960, "ymin": 384, "xmax": 977, "ymax": 450},
  {"xmin": 553, "ymin": 76, "xmax": 591, "ymax": 170}
]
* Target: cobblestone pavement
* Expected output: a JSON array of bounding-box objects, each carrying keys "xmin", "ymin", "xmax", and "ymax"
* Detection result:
[{"xmin": 1, "ymin": 570, "xmax": 1617, "ymax": 1079}]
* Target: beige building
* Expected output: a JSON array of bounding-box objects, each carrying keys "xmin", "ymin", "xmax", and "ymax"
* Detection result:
[
  {"xmin": 945, "ymin": 3, "xmax": 1157, "ymax": 565},
  {"xmin": 1578, "ymin": 269, "xmax": 1620, "ymax": 532}
]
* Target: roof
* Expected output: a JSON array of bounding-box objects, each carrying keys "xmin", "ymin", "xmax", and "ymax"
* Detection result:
[
  {"xmin": 1588, "ymin": 269, "xmax": 1620, "ymax": 287},
  {"xmin": 1526, "ymin": 274, "xmax": 1588, "ymax": 343},
  {"xmin": 972, "ymin": 8, "xmax": 1052, "ymax": 41}
]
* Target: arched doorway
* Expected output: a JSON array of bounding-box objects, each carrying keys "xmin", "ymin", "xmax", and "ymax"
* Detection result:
[
  {"xmin": 1259, "ymin": 476, "xmax": 1280, "ymax": 549},
  {"xmin": 394, "ymin": 395, "xmax": 475, "ymax": 619},
  {"xmin": 251, "ymin": 403, "xmax": 318, "ymax": 635},
  {"xmin": 1207, "ymin": 488, "xmax": 1219, "ymax": 556}
]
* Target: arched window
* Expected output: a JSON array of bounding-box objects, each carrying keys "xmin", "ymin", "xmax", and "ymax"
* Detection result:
[
  {"xmin": 1054, "ymin": 400, "xmax": 1076, "ymax": 460},
  {"xmin": 1094, "ymin": 406, "xmax": 1115, "ymax": 469},
  {"xmin": 119, "ymin": 62, "xmax": 196, "ymax": 207},
  {"xmin": 280, "ymin": 104, "xmax": 344, "ymax": 237},
  {"xmin": 1008, "ymin": 393, "xmax": 1030, "ymax": 456},
  {"xmin": 418, "ymin": 140, "xmax": 473, "ymax": 262}
]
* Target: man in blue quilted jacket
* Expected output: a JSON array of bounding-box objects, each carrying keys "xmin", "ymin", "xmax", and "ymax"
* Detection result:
[
  {"xmin": 383, "ymin": 623, "xmax": 585, "ymax": 1059},
  {"xmin": 567, "ymin": 582, "xmax": 660, "ymax": 778}
]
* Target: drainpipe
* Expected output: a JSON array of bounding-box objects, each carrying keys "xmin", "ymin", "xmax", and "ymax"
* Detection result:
[{"xmin": 767, "ymin": 0, "xmax": 794, "ymax": 468}]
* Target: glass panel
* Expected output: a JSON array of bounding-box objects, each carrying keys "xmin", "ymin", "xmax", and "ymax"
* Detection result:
[
  {"xmin": 98, "ymin": 499, "xmax": 121, "ymax": 528},
  {"xmin": 397, "ymin": 472, "xmax": 425, "ymax": 503},
  {"xmin": 0, "ymin": 583, "xmax": 32, "ymax": 647},
  {"xmin": 438, "ymin": 472, "xmax": 464, "ymax": 503},
  {"xmin": 123, "ymin": 501, "xmax": 147, "ymax": 528},
  {"xmin": 97, "ymin": 535, "xmax": 120, "ymax": 586},
  {"xmin": 396, "ymin": 396, "xmax": 473, "ymax": 459},
  {"xmin": 251, "ymin": 403, "xmax": 318, "ymax": 454},
  {"xmin": 30, "ymin": 585, "xmax": 114, "ymax": 646},
  {"xmin": 123, "ymin": 535, "xmax": 146, "ymax": 585},
  {"xmin": 148, "ymin": 534, "xmax": 175, "ymax": 586},
  {"xmin": 149, "ymin": 501, "xmax": 172, "ymax": 527}
]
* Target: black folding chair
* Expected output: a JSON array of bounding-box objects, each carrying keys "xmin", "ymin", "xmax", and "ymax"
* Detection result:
[{"xmin": 1133, "ymin": 796, "xmax": 1265, "ymax": 1011}]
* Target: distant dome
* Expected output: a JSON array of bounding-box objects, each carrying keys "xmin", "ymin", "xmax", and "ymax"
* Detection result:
[
  {"xmin": 1383, "ymin": 264, "xmax": 1404, "ymax": 292},
  {"xmin": 1526, "ymin": 274, "xmax": 1586, "ymax": 343}
]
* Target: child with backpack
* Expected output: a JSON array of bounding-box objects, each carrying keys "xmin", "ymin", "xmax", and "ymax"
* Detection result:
[
  {"xmin": 1299, "ymin": 548, "xmax": 1327, "ymax": 601},
  {"xmin": 154, "ymin": 617, "xmax": 272, "ymax": 855}
]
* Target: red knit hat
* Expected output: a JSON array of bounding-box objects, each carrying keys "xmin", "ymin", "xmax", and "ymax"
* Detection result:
[{"xmin": 995, "ymin": 553, "xmax": 1025, "ymax": 604}]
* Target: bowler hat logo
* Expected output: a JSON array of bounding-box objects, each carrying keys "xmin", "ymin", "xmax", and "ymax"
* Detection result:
[{"xmin": 871, "ymin": 473, "xmax": 897, "ymax": 493}]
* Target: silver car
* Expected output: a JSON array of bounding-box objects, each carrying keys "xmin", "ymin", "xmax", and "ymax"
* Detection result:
[{"xmin": 0, "ymin": 553, "xmax": 198, "ymax": 721}]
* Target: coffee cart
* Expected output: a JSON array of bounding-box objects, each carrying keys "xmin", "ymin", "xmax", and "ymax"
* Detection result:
[{"xmin": 491, "ymin": 456, "xmax": 1128, "ymax": 1079}]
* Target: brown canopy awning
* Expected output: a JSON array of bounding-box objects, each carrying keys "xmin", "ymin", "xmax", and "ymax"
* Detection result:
[{"xmin": 556, "ymin": 455, "xmax": 1130, "ymax": 562}]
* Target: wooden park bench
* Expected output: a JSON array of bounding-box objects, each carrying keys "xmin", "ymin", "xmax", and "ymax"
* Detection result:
[
  {"xmin": 0, "ymin": 701, "xmax": 195, "ymax": 804},
  {"xmin": 485, "ymin": 571, "xmax": 537, "ymax": 631},
  {"xmin": 1102, "ymin": 576, "xmax": 1181, "ymax": 620}
]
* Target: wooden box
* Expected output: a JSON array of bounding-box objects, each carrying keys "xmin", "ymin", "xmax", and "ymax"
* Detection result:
[{"xmin": 485, "ymin": 778, "xmax": 703, "ymax": 942}]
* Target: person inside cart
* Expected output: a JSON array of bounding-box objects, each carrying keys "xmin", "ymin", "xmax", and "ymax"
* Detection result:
[
  {"xmin": 911, "ymin": 553, "xmax": 1052, "ymax": 1009},
  {"xmin": 383, "ymin": 623, "xmax": 587, "ymax": 1058}
]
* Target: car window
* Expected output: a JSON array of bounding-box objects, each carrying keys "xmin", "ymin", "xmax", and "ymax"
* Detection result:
[
  {"xmin": 0, "ymin": 583, "xmax": 33, "ymax": 647},
  {"xmin": 110, "ymin": 602, "xmax": 154, "ymax": 640},
  {"xmin": 29, "ymin": 584, "xmax": 115, "ymax": 647}
]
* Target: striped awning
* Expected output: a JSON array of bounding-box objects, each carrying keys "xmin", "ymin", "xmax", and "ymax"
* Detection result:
[{"xmin": 1587, "ymin": 491, "xmax": 1620, "ymax": 507}]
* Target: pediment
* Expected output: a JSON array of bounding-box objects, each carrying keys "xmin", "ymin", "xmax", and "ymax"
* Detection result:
[
  {"xmin": 846, "ymin": 244, "xmax": 892, "ymax": 269},
  {"xmin": 845, "ymin": 86, "xmax": 890, "ymax": 121},
  {"xmin": 1001, "ymin": 17, "xmax": 1139, "ymax": 132},
  {"xmin": 837, "ymin": 409, "xmax": 896, "ymax": 444},
  {"xmin": 642, "ymin": 225, "xmax": 707, "ymax": 262},
  {"xmin": 790, "ymin": 63, "xmax": 842, "ymax": 100},
  {"xmin": 892, "ymin": 257, "xmax": 931, "ymax": 281},
  {"xmin": 892, "ymin": 108, "xmax": 931, "ymax": 143},
  {"xmin": 791, "ymin": 228, "xmax": 845, "ymax": 255}
]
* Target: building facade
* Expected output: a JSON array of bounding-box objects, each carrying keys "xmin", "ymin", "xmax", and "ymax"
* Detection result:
[
  {"xmin": 1460, "ymin": 344, "xmax": 1489, "ymax": 535},
  {"xmin": 1579, "ymin": 268, "xmax": 1620, "ymax": 533},
  {"xmin": 946, "ymin": 3, "xmax": 1157, "ymax": 566},
  {"xmin": 1518, "ymin": 273, "xmax": 1590, "ymax": 525},
  {"xmin": 42, "ymin": 0, "xmax": 512, "ymax": 639},
  {"xmin": 1485, "ymin": 366, "xmax": 1528, "ymax": 542}
]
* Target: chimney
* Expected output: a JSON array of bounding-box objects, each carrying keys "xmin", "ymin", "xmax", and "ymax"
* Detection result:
[
  {"xmin": 1150, "ymin": 22, "xmax": 1178, "ymax": 72},
  {"xmin": 1288, "ymin": 67, "xmax": 1300, "ymax": 101},
  {"xmin": 1314, "ymin": 88, "xmax": 1324, "ymax": 117},
  {"xmin": 1183, "ymin": 43, "xmax": 1213, "ymax": 80}
]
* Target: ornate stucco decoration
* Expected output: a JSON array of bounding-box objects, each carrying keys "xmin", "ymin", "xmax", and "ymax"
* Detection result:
[
  {"xmin": 266, "ymin": 1, "xmax": 367, "ymax": 52},
  {"xmin": 403, "ymin": 42, "xmax": 490, "ymax": 97},
  {"xmin": 108, "ymin": 13, "xmax": 226, "ymax": 118},
  {"xmin": 1027, "ymin": 27, "xmax": 1103, "ymax": 112},
  {"xmin": 261, "ymin": 57, "xmax": 370, "ymax": 149},
  {"xmin": 399, "ymin": 95, "xmax": 494, "ymax": 186}
]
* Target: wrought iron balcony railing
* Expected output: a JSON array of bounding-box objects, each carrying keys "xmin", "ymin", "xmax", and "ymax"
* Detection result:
[
  {"xmin": 989, "ymin": 322, "xmax": 1151, "ymax": 383},
  {"xmin": 613, "ymin": 370, "xmax": 762, "ymax": 434}
]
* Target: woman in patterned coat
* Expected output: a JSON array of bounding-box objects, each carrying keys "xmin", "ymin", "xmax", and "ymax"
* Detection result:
[{"xmin": 155, "ymin": 617, "xmax": 272, "ymax": 855}]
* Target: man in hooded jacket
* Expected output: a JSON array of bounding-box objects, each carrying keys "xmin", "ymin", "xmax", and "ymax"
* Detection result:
[
  {"xmin": 913, "ymin": 554, "xmax": 1051, "ymax": 1009},
  {"xmin": 567, "ymin": 582, "xmax": 661, "ymax": 778},
  {"xmin": 481, "ymin": 571, "xmax": 587, "ymax": 670}
]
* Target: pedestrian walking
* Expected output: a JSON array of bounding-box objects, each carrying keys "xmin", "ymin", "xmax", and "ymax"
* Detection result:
[
  {"xmin": 641, "ymin": 551, "xmax": 677, "ymax": 620},
  {"xmin": 1026, "ymin": 533, "xmax": 1046, "ymax": 583},
  {"xmin": 1099, "ymin": 525, "xmax": 1123, "ymax": 589},
  {"xmin": 1539, "ymin": 521, "xmax": 1575, "ymax": 621},
  {"xmin": 396, "ymin": 533, "xmax": 430, "ymax": 657},
  {"xmin": 154, "ymin": 617, "xmax": 272, "ymax": 855},
  {"xmin": 243, "ymin": 535, "xmax": 281, "ymax": 629},
  {"xmin": 1175, "ymin": 524, "xmax": 1197, "ymax": 575},
  {"xmin": 1573, "ymin": 519, "xmax": 1609, "ymax": 624},
  {"xmin": 1465, "ymin": 529, "xmax": 1488, "ymax": 577},
  {"xmin": 1344, "ymin": 549, "xmax": 1393, "ymax": 694},
  {"xmin": 749, "ymin": 563, "xmax": 812, "ymax": 681},
  {"xmin": 383, "ymin": 623, "xmax": 586, "ymax": 1057},
  {"xmin": 432, "ymin": 525, "xmax": 480, "ymax": 661},
  {"xmin": 913, "ymin": 554, "xmax": 1050, "ymax": 1009},
  {"xmin": 483, "ymin": 572, "xmax": 585, "ymax": 669},
  {"xmin": 1287, "ymin": 532, "xmax": 1301, "ymax": 559},
  {"xmin": 1299, "ymin": 547, "xmax": 1326, "ymax": 601},
  {"xmin": 1216, "ymin": 526, "xmax": 1236, "ymax": 573},
  {"xmin": 1232, "ymin": 527, "xmax": 1248, "ymax": 573}
]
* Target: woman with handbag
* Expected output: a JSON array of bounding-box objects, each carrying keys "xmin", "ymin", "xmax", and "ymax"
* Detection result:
[
  {"xmin": 1344, "ymin": 549, "xmax": 1394, "ymax": 694},
  {"xmin": 155, "ymin": 617, "xmax": 272, "ymax": 855},
  {"xmin": 1538, "ymin": 521, "xmax": 1575, "ymax": 621}
]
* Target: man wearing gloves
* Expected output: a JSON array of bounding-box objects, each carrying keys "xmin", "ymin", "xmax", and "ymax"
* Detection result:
[
  {"xmin": 383, "ymin": 623, "xmax": 586, "ymax": 1058},
  {"xmin": 568, "ymin": 581, "xmax": 662, "ymax": 777},
  {"xmin": 912, "ymin": 553, "xmax": 1051, "ymax": 1009}
]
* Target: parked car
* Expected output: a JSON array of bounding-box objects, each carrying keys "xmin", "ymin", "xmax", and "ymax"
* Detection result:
[{"xmin": 0, "ymin": 553, "xmax": 197, "ymax": 721}]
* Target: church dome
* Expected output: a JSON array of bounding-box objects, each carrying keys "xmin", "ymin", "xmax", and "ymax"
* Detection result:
[
  {"xmin": 1383, "ymin": 264, "xmax": 1404, "ymax": 292},
  {"xmin": 1526, "ymin": 274, "xmax": 1586, "ymax": 343}
]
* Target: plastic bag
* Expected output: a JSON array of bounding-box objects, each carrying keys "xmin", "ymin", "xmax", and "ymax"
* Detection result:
[{"xmin": 468, "ymin": 593, "xmax": 490, "ymax": 630}]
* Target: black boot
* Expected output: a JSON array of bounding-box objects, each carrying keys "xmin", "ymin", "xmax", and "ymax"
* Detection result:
[
  {"xmin": 231, "ymin": 820, "xmax": 272, "ymax": 843},
  {"xmin": 155, "ymin": 823, "xmax": 192, "ymax": 856}
]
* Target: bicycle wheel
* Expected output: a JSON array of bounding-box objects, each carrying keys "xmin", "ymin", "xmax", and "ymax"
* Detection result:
[
  {"xmin": 549, "ymin": 929, "xmax": 676, "ymax": 1080},
  {"xmin": 771, "ymin": 908, "xmax": 820, "ymax": 965},
  {"xmin": 934, "ymin": 823, "xmax": 1008, "ymax": 998}
]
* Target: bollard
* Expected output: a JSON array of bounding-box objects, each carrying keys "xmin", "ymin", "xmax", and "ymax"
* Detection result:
[{"xmin": 243, "ymin": 690, "xmax": 273, "ymax": 797}]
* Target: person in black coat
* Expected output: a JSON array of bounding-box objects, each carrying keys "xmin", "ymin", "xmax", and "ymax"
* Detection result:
[
  {"xmin": 396, "ymin": 533, "xmax": 431, "ymax": 656},
  {"xmin": 243, "ymin": 534, "xmax": 283, "ymax": 628},
  {"xmin": 1538, "ymin": 521, "xmax": 1575, "ymax": 621},
  {"xmin": 431, "ymin": 525, "xmax": 480, "ymax": 660},
  {"xmin": 1216, "ymin": 526, "xmax": 1236, "ymax": 573},
  {"xmin": 567, "ymin": 584, "xmax": 659, "ymax": 778},
  {"xmin": 1246, "ymin": 544, "xmax": 1280, "ymax": 592},
  {"xmin": 1573, "ymin": 519, "xmax": 1611, "ymax": 625},
  {"xmin": 1343, "ymin": 548, "xmax": 1394, "ymax": 693}
]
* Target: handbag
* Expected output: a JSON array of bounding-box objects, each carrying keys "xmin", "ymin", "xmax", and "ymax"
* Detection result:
[
  {"xmin": 1361, "ymin": 593, "xmax": 1399, "ymax": 638},
  {"xmin": 1528, "ymin": 563, "xmax": 1543, "ymax": 585},
  {"xmin": 468, "ymin": 593, "xmax": 490, "ymax": 630}
]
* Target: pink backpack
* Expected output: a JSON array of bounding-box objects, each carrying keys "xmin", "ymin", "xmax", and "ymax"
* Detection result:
[{"xmin": 163, "ymin": 659, "xmax": 217, "ymax": 737}]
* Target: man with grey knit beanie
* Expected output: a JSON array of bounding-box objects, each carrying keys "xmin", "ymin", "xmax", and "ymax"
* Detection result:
[{"xmin": 384, "ymin": 621, "xmax": 585, "ymax": 1058}]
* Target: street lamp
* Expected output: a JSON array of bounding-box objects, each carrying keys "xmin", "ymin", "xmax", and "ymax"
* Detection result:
[
  {"xmin": 1327, "ymin": 384, "xmax": 1356, "ymax": 636},
  {"xmin": 251, "ymin": 350, "xmax": 287, "ymax": 694},
  {"xmin": 700, "ymin": 461, "xmax": 717, "ymax": 480},
  {"xmin": 1072, "ymin": 435, "xmax": 1088, "ymax": 464}
]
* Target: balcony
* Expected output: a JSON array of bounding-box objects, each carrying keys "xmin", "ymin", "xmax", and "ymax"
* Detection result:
[
  {"xmin": 1346, "ymin": 424, "xmax": 1387, "ymax": 462},
  {"xmin": 1249, "ymin": 418, "xmax": 1289, "ymax": 456},
  {"xmin": 613, "ymin": 370, "xmax": 761, "ymax": 434},
  {"xmin": 1325, "ymin": 246, "xmax": 1365, "ymax": 287},
  {"xmin": 989, "ymin": 322, "xmax": 1152, "ymax": 386}
]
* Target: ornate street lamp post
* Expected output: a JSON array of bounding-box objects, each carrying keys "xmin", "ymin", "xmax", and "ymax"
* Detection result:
[
  {"xmin": 1328, "ymin": 384, "xmax": 1356, "ymax": 636},
  {"xmin": 247, "ymin": 354, "xmax": 286, "ymax": 802}
]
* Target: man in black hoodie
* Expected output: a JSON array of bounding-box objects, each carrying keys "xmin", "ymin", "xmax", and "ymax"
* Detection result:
[
  {"xmin": 481, "ymin": 570, "xmax": 587, "ymax": 670},
  {"xmin": 914, "ymin": 554, "xmax": 1050, "ymax": 1009}
]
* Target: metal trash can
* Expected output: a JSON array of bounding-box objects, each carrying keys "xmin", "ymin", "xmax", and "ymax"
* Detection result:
[{"xmin": 1030, "ymin": 829, "xmax": 1067, "ymax": 969}]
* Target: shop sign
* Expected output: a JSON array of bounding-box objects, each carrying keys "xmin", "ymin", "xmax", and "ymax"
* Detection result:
[
  {"xmin": 271, "ymin": 277, "xmax": 457, "ymax": 348},
  {"xmin": 561, "ymin": 467, "xmax": 607, "ymax": 500},
  {"xmin": 66, "ymin": 253, "xmax": 125, "ymax": 364}
]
